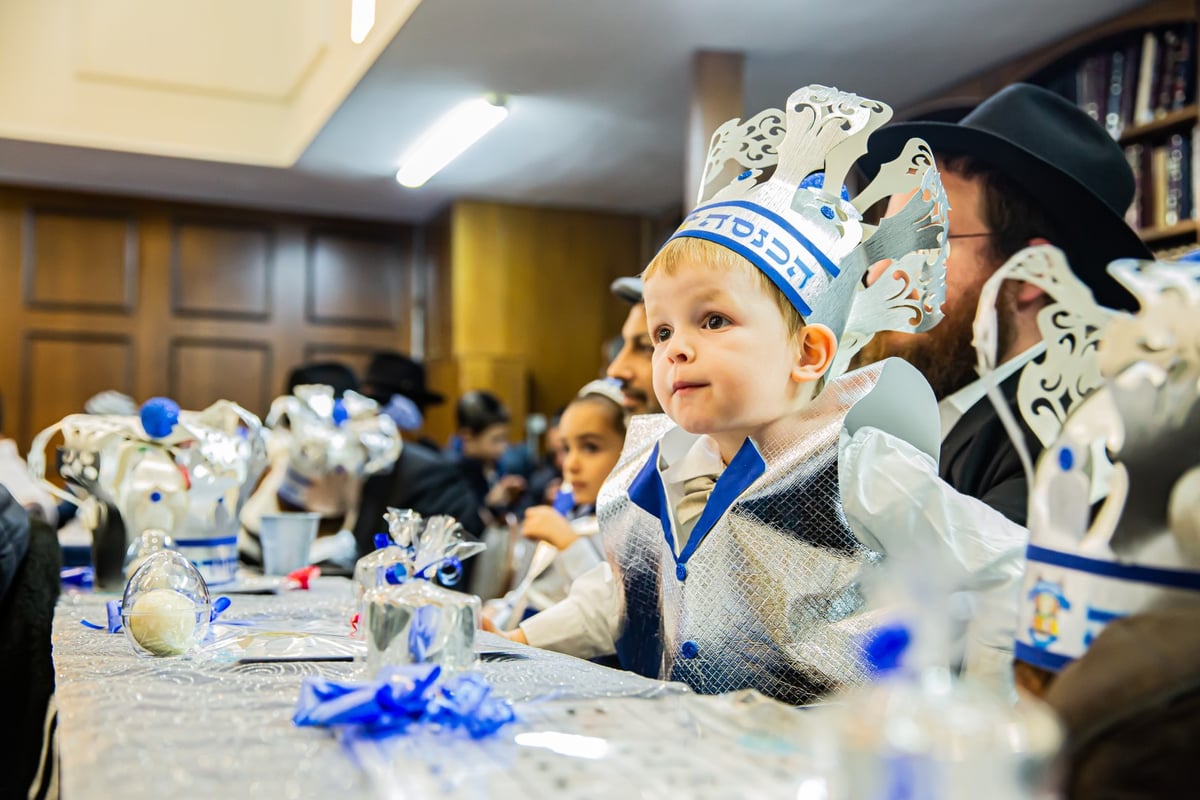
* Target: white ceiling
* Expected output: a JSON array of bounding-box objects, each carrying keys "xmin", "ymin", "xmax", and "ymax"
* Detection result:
[{"xmin": 0, "ymin": 0, "xmax": 1147, "ymax": 223}]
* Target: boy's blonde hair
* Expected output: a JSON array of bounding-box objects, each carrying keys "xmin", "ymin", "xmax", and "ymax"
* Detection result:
[{"xmin": 642, "ymin": 237, "xmax": 807, "ymax": 343}]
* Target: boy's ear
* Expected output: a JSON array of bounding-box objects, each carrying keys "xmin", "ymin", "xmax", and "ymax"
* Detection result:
[{"xmin": 791, "ymin": 323, "xmax": 837, "ymax": 384}]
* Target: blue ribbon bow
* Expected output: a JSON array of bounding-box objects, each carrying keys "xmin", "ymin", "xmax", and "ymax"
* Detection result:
[{"xmin": 293, "ymin": 664, "xmax": 515, "ymax": 740}]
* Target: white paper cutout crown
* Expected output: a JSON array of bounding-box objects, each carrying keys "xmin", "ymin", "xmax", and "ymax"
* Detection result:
[
  {"xmin": 1013, "ymin": 258, "xmax": 1200, "ymax": 672},
  {"xmin": 666, "ymin": 84, "xmax": 950, "ymax": 368}
]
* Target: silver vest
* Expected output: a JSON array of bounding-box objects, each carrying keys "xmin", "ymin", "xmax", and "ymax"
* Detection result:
[{"xmin": 597, "ymin": 365, "xmax": 886, "ymax": 704}]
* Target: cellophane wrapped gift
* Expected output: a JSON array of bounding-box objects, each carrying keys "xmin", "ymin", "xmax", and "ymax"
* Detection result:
[{"xmin": 364, "ymin": 514, "xmax": 485, "ymax": 676}]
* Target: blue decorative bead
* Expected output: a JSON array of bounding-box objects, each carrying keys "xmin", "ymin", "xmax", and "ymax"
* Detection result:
[
  {"xmin": 738, "ymin": 169, "xmax": 753, "ymax": 180},
  {"xmin": 676, "ymin": 562, "xmax": 687, "ymax": 582},
  {"xmin": 820, "ymin": 206, "xmax": 835, "ymax": 219},
  {"xmin": 680, "ymin": 640, "xmax": 699, "ymax": 659},
  {"xmin": 332, "ymin": 399, "xmax": 349, "ymax": 427},
  {"xmin": 149, "ymin": 491, "xmax": 162, "ymax": 504},
  {"xmin": 140, "ymin": 398, "xmax": 180, "ymax": 439},
  {"xmin": 374, "ymin": 533, "xmax": 391, "ymax": 550},
  {"xmin": 863, "ymin": 623, "xmax": 911, "ymax": 676},
  {"xmin": 1058, "ymin": 446, "xmax": 1074, "ymax": 472}
]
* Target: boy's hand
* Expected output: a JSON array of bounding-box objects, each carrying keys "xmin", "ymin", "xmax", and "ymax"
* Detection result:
[
  {"xmin": 522, "ymin": 506, "xmax": 579, "ymax": 551},
  {"xmin": 485, "ymin": 475, "xmax": 527, "ymax": 508},
  {"xmin": 481, "ymin": 614, "xmax": 528, "ymax": 645}
]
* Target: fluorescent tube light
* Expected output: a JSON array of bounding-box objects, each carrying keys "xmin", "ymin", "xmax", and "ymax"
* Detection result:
[
  {"xmin": 395, "ymin": 96, "xmax": 509, "ymax": 189},
  {"xmin": 351, "ymin": 0, "xmax": 375, "ymax": 44}
]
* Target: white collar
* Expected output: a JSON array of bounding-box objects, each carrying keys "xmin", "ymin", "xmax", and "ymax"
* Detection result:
[
  {"xmin": 658, "ymin": 430, "xmax": 724, "ymax": 490},
  {"xmin": 938, "ymin": 343, "xmax": 1046, "ymax": 441}
]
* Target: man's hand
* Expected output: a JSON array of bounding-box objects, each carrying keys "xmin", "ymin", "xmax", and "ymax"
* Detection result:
[{"xmin": 521, "ymin": 505, "xmax": 579, "ymax": 551}]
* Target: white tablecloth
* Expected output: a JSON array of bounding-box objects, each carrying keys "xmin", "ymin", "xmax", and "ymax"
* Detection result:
[{"xmin": 52, "ymin": 578, "xmax": 824, "ymax": 799}]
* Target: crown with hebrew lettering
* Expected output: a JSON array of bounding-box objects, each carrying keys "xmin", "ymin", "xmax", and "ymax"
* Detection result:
[
  {"xmin": 667, "ymin": 84, "xmax": 950, "ymax": 373},
  {"xmin": 1012, "ymin": 258, "xmax": 1200, "ymax": 672}
]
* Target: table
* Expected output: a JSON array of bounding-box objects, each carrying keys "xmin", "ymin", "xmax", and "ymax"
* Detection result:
[{"xmin": 53, "ymin": 579, "xmax": 825, "ymax": 799}]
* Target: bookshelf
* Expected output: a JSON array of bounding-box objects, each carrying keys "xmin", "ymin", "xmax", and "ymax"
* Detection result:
[{"xmin": 900, "ymin": 0, "xmax": 1200, "ymax": 254}]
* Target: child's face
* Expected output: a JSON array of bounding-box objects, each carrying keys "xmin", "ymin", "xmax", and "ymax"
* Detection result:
[
  {"xmin": 558, "ymin": 400, "xmax": 624, "ymax": 506},
  {"xmin": 644, "ymin": 264, "xmax": 805, "ymax": 453},
  {"xmin": 462, "ymin": 422, "xmax": 510, "ymax": 464}
]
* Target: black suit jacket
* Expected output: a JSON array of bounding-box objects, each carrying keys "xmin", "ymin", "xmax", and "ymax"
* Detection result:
[
  {"xmin": 939, "ymin": 370, "xmax": 1044, "ymax": 527},
  {"xmin": 353, "ymin": 442, "xmax": 485, "ymax": 559}
]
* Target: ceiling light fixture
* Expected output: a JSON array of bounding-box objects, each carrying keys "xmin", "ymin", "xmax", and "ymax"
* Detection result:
[
  {"xmin": 395, "ymin": 95, "xmax": 510, "ymax": 189},
  {"xmin": 350, "ymin": 0, "xmax": 375, "ymax": 44}
]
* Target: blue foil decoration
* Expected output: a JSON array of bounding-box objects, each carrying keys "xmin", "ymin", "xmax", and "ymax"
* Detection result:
[{"xmin": 293, "ymin": 664, "xmax": 515, "ymax": 739}]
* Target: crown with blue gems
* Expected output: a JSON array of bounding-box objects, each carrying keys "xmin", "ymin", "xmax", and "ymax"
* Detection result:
[
  {"xmin": 1013, "ymin": 258, "xmax": 1200, "ymax": 673},
  {"xmin": 666, "ymin": 85, "xmax": 949, "ymax": 370}
]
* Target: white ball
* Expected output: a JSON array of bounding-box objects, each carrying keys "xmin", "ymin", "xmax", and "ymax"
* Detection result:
[{"xmin": 127, "ymin": 588, "xmax": 199, "ymax": 656}]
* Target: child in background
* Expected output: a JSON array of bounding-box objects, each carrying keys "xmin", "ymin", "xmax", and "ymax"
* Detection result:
[
  {"xmin": 519, "ymin": 380, "xmax": 627, "ymax": 612},
  {"xmin": 448, "ymin": 390, "xmax": 527, "ymax": 519}
]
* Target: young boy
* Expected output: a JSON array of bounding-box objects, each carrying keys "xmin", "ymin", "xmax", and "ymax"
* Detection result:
[{"xmin": 495, "ymin": 84, "xmax": 950, "ymax": 703}]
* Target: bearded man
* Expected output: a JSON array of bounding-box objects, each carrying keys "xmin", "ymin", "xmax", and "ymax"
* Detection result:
[{"xmin": 857, "ymin": 83, "xmax": 1150, "ymax": 524}]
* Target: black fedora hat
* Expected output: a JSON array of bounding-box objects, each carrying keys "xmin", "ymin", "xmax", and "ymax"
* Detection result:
[
  {"xmin": 363, "ymin": 351, "xmax": 444, "ymax": 408},
  {"xmin": 286, "ymin": 361, "xmax": 359, "ymax": 398},
  {"xmin": 861, "ymin": 83, "xmax": 1151, "ymax": 311}
]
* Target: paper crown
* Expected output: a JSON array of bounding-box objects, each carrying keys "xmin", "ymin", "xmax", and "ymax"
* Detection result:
[
  {"xmin": 1011, "ymin": 258, "xmax": 1200, "ymax": 672},
  {"xmin": 666, "ymin": 84, "xmax": 949, "ymax": 368}
]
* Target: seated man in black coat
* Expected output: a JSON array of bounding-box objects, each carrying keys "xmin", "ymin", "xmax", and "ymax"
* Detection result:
[{"xmin": 353, "ymin": 353, "xmax": 484, "ymax": 562}]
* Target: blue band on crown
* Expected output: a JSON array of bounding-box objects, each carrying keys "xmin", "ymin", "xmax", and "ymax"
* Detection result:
[{"xmin": 667, "ymin": 199, "xmax": 841, "ymax": 319}]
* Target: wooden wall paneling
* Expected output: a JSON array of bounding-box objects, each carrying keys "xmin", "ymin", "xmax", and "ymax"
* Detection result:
[
  {"xmin": 20, "ymin": 331, "xmax": 134, "ymax": 445},
  {"xmin": 421, "ymin": 356, "xmax": 459, "ymax": 446},
  {"xmin": 423, "ymin": 212, "xmax": 454, "ymax": 362},
  {"xmin": 171, "ymin": 220, "xmax": 273, "ymax": 320},
  {"xmin": 300, "ymin": 343, "xmax": 378, "ymax": 386},
  {"xmin": 0, "ymin": 201, "xmax": 22, "ymax": 438},
  {"xmin": 22, "ymin": 207, "xmax": 137, "ymax": 313},
  {"xmin": 449, "ymin": 201, "xmax": 641, "ymax": 438},
  {"xmin": 167, "ymin": 337, "xmax": 273, "ymax": 418},
  {"xmin": 305, "ymin": 230, "xmax": 408, "ymax": 328}
]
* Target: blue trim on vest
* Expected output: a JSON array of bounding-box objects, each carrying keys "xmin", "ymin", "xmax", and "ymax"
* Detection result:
[
  {"xmin": 1014, "ymin": 641, "xmax": 1072, "ymax": 673},
  {"xmin": 175, "ymin": 535, "xmax": 239, "ymax": 548},
  {"xmin": 678, "ymin": 438, "xmax": 766, "ymax": 565},
  {"xmin": 1027, "ymin": 544, "xmax": 1200, "ymax": 592},
  {"xmin": 628, "ymin": 443, "xmax": 675, "ymax": 552}
]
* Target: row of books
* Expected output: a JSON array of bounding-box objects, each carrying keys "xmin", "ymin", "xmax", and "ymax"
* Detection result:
[
  {"xmin": 1125, "ymin": 131, "xmax": 1194, "ymax": 231},
  {"xmin": 1043, "ymin": 23, "xmax": 1196, "ymax": 141}
]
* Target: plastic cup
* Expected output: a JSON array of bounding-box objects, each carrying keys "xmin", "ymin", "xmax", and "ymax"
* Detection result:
[{"xmin": 259, "ymin": 512, "xmax": 320, "ymax": 575}]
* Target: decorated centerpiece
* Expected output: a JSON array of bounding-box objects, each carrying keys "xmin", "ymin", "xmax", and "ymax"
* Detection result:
[{"xmin": 28, "ymin": 397, "xmax": 268, "ymax": 588}]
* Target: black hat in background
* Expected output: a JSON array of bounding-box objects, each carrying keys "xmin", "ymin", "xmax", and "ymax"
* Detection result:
[
  {"xmin": 363, "ymin": 352, "xmax": 444, "ymax": 409},
  {"xmin": 286, "ymin": 362, "xmax": 359, "ymax": 399},
  {"xmin": 860, "ymin": 83, "xmax": 1152, "ymax": 311},
  {"xmin": 610, "ymin": 276, "xmax": 644, "ymax": 304}
]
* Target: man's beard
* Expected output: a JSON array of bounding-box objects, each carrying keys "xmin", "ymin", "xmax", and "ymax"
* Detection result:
[{"xmin": 851, "ymin": 282, "xmax": 1018, "ymax": 401}]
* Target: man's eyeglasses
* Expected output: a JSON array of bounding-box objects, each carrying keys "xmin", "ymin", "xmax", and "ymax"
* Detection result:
[{"xmin": 946, "ymin": 232, "xmax": 994, "ymax": 240}]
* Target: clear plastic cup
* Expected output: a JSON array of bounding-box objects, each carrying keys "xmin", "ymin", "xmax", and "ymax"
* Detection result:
[{"xmin": 259, "ymin": 512, "xmax": 320, "ymax": 575}]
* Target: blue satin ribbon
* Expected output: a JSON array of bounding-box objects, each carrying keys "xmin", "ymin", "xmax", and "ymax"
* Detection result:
[
  {"xmin": 293, "ymin": 664, "xmax": 515, "ymax": 740},
  {"xmin": 61, "ymin": 566, "xmax": 95, "ymax": 588},
  {"xmin": 413, "ymin": 556, "xmax": 463, "ymax": 587},
  {"xmin": 82, "ymin": 595, "xmax": 231, "ymax": 633}
]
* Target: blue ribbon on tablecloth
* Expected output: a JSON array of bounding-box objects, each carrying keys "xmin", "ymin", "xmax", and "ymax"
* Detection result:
[
  {"xmin": 81, "ymin": 595, "xmax": 232, "ymax": 633},
  {"xmin": 293, "ymin": 664, "xmax": 515, "ymax": 740}
]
